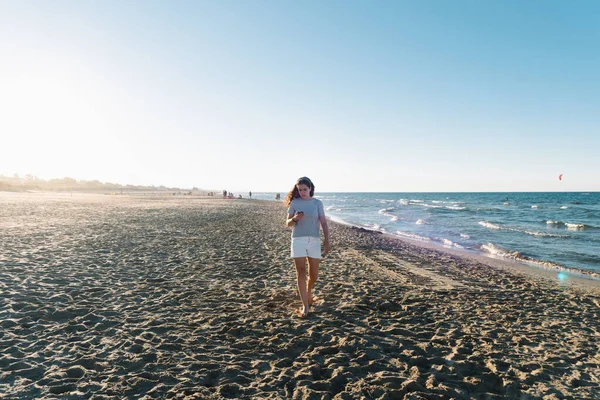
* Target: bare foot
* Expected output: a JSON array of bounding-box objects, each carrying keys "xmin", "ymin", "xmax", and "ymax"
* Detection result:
[
  {"xmin": 308, "ymin": 295, "xmax": 319, "ymax": 305},
  {"xmin": 295, "ymin": 306, "xmax": 309, "ymax": 318}
]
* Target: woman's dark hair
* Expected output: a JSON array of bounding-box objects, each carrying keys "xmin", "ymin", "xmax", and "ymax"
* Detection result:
[{"xmin": 284, "ymin": 176, "xmax": 315, "ymax": 207}]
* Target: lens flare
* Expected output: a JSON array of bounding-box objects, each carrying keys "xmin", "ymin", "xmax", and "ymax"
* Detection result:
[{"xmin": 557, "ymin": 272, "xmax": 568, "ymax": 281}]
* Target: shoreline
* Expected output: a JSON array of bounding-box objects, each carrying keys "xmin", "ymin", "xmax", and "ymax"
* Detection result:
[
  {"xmin": 327, "ymin": 211, "xmax": 600, "ymax": 289},
  {"xmin": 347, "ymin": 223, "xmax": 600, "ymax": 292},
  {"xmin": 2, "ymin": 193, "xmax": 600, "ymax": 398}
]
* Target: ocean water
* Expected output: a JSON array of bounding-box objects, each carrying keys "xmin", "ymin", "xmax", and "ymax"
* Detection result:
[{"xmin": 252, "ymin": 192, "xmax": 600, "ymax": 277}]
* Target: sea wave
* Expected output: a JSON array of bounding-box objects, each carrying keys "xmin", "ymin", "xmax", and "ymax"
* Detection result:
[
  {"xmin": 481, "ymin": 242, "xmax": 600, "ymax": 279},
  {"xmin": 398, "ymin": 199, "xmax": 425, "ymax": 206},
  {"xmin": 481, "ymin": 243, "xmax": 522, "ymax": 259},
  {"xmin": 478, "ymin": 221, "xmax": 501, "ymax": 230},
  {"xmin": 446, "ymin": 206, "xmax": 467, "ymax": 210},
  {"xmin": 378, "ymin": 207, "xmax": 397, "ymax": 221},
  {"xmin": 566, "ymin": 223, "xmax": 586, "ymax": 231},
  {"xmin": 523, "ymin": 230, "xmax": 567, "ymax": 237},
  {"xmin": 398, "ymin": 199, "xmax": 466, "ymax": 211},
  {"xmin": 479, "ymin": 221, "xmax": 569, "ymax": 237},
  {"xmin": 395, "ymin": 231, "xmax": 430, "ymax": 241},
  {"xmin": 440, "ymin": 238, "xmax": 464, "ymax": 249},
  {"xmin": 545, "ymin": 220, "xmax": 594, "ymax": 230},
  {"xmin": 365, "ymin": 223, "xmax": 381, "ymax": 231}
]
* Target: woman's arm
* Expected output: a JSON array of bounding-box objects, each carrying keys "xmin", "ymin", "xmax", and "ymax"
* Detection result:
[
  {"xmin": 286, "ymin": 214, "xmax": 297, "ymax": 227},
  {"xmin": 319, "ymin": 215, "xmax": 330, "ymax": 254}
]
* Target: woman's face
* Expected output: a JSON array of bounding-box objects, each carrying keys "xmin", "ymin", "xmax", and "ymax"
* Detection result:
[{"xmin": 296, "ymin": 184, "xmax": 311, "ymax": 200}]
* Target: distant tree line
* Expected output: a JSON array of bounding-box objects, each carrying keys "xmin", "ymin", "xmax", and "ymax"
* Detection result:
[{"xmin": 0, "ymin": 174, "xmax": 206, "ymax": 194}]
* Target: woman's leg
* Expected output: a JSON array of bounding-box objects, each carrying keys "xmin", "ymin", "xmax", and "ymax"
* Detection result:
[
  {"xmin": 307, "ymin": 257, "xmax": 320, "ymax": 304},
  {"xmin": 293, "ymin": 257, "xmax": 309, "ymax": 316}
]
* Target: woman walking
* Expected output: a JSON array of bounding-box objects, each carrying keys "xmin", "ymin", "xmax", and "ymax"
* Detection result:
[{"xmin": 284, "ymin": 176, "xmax": 330, "ymax": 317}]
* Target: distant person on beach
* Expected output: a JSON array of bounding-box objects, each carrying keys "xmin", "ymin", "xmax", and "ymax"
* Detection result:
[
  {"xmin": 275, "ymin": 193, "xmax": 280, "ymax": 200},
  {"xmin": 249, "ymin": 191, "xmax": 252, "ymax": 198},
  {"xmin": 285, "ymin": 176, "xmax": 330, "ymax": 318}
]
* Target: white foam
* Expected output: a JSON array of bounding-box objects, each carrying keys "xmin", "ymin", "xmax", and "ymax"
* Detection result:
[
  {"xmin": 416, "ymin": 219, "xmax": 424, "ymax": 225},
  {"xmin": 480, "ymin": 242, "xmax": 600, "ymax": 280},
  {"xmin": 378, "ymin": 207, "xmax": 396, "ymax": 220},
  {"xmin": 441, "ymin": 238, "xmax": 464, "ymax": 249},
  {"xmin": 479, "ymin": 220, "xmax": 567, "ymax": 237},
  {"xmin": 481, "ymin": 243, "xmax": 521, "ymax": 259},
  {"xmin": 460, "ymin": 233, "xmax": 470, "ymax": 239},
  {"xmin": 395, "ymin": 231, "xmax": 430, "ymax": 241},
  {"xmin": 523, "ymin": 230, "xmax": 566, "ymax": 237},
  {"xmin": 566, "ymin": 223, "xmax": 585, "ymax": 230},
  {"xmin": 560, "ymin": 206, "xmax": 569, "ymax": 209},
  {"xmin": 531, "ymin": 205, "xmax": 538, "ymax": 209},
  {"xmin": 442, "ymin": 239, "xmax": 453, "ymax": 246},
  {"xmin": 546, "ymin": 220, "xmax": 559, "ymax": 225},
  {"xmin": 479, "ymin": 221, "xmax": 501, "ymax": 230},
  {"xmin": 365, "ymin": 223, "xmax": 381, "ymax": 231}
]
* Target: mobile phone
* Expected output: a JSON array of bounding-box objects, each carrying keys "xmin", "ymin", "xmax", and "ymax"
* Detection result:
[{"xmin": 297, "ymin": 211, "xmax": 304, "ymax": 215}]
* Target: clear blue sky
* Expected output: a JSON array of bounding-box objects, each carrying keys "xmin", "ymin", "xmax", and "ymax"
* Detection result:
[{"xmin": 1, "ymin": 0, "xmax": 598, "ymax": 192}]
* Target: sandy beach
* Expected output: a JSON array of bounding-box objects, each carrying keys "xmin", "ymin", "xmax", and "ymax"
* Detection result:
[{"xmin": 1, "ymin": 192, "xmax": 600, "ymax": 399}]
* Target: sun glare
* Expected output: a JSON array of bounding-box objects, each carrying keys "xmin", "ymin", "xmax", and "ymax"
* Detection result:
[{"xmin": 1, "ymin": 75, "xmax": 127, "ymax": 181}]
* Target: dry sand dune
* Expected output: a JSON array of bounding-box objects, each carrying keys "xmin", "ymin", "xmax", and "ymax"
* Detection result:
[{"xmin": 1, "ymin": 193, "xmax": 600, "ymax": 399}]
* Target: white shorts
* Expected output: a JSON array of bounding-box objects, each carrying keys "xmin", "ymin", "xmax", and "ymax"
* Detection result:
[{"xmin": 291, "ymin": 236, "xmax": 321, "ymax": 259}]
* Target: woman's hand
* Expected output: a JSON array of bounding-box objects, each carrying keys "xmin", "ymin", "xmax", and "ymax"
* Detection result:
[
  {"xmin": 293, "ymin": 211, "xmax": 305, "ymax": 222},
  {"xmin": 323, "ymin": 240, "xmax": 330, "ymax": 255}
]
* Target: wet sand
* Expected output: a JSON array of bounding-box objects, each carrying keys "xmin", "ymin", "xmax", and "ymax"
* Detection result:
[{"xmin": 1, "ymin": 192, "xmax": 600, "ymax": 399}]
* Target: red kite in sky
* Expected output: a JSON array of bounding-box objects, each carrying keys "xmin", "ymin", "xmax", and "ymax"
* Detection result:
[{"xmin": 559, "ymin": 174, "xmax": 563, "ymax": 181}]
